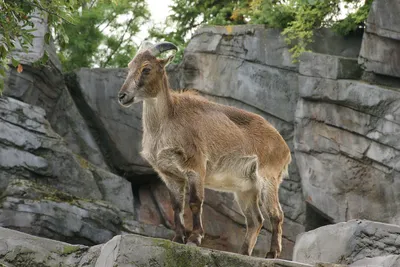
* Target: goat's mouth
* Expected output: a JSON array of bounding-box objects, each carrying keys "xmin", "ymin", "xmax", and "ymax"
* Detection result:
[{"xmin": 118, "ymin": 94, "xmax": 135, "ymax": 107}]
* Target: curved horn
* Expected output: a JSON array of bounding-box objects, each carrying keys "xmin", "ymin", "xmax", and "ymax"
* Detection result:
[
  {"xmin": 137, "ymin": 41, "xmax": 154, "ymax": 54},
  {"xmin": 148, "ymin": 42, "xmax": 178, "ymax": 56}
]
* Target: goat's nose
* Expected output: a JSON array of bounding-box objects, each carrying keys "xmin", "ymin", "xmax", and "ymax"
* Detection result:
[{"xmin": 118, "ymin": 92, "xmax": 127, "ymax": 102}]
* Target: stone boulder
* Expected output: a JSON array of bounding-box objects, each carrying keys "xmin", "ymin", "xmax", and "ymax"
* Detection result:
[
  {"xmin": 0, "ymin": 179, "xmax": 122, "ymax": 246},
  {"xmin": 0, "ymin": 96, "xmax": 148, "ymax": 245},
  {"xmin": 3, "ymin": 10, "xmax": 108, "ymax": 171},
  {"xmin": 0, "ymin": 226, "xmax": 97, "ymax": 267},
  {"xmin": 293, "ymin": 220, "xmax": 400, "ymax": 266},
  {"xmin": 0, "ymin": 97, "xmax": 101, "ymax": 200},
  {"xmin": 4, "ymin": 12, "xmax": 64, "ymax": 114},
  {"xmin": 2, "ymin": 226, "xmax": 338, "ymax": 267},
  {"xmin": 359, "ymin": 0, "xmax": 400, "ymax": 78},
  {"xmin": 65, "ymin": 69, "xmax": 154, "ymax": 179},
  {"xmin": 351, "ymin": 255, "xmax": 400, "ymax": 267},
  {"xmin": 295, "ymin": 52, "xmax": 400, "ymax": 225},
  {"xmin": 94, "ymin": 233, "xmax": 308, "ymax": 267}
]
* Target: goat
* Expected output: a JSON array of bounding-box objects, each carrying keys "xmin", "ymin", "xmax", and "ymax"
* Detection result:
[{"xmin": 117, "ymin": 41, "xmax": 291, "ymax": 258}]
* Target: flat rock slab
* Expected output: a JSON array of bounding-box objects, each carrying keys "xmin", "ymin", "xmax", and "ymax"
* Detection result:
[
  {"xmin": 0, "ymin": 226, "xmax": 340, "ymax": 267},
  {"xmin": 94, "ymin": 234, "xmax": 310, "ymax": 267},
  {"xmin": 0, "ymin": 227, "xmax": 94, "ymax": 267},
  {"xmin": 293, "ymin": 220, "xmax": 400, "ymax": 266}
]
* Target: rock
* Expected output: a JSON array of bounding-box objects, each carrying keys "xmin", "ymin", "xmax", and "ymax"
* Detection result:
[
  {"xmin": 94, "ymin": 234, "xmax": 310, "ymax": 267},
  {"xmin": 351, "ymin": 255, "xmax": 400, "ymax": 267},
  {"xmin": 299, "ymin": 52, "xmax": 362, "ymax": 80},
  {"xmin": 91, "ymin": 168, "xmax": 134, "ymax": 214},
  {"xmin": 308, "ymin": 28, "xmax": 362, "ymax": 58},
  {"xmin": 4, "ymin": 11, "xmax": 64, "ymax": 115},
  {"xmin": 122, "ymin": 219, "xmax": 175, "ymax": 240},
  {"xmin": 0, "ymin": 226, "xmax": 89, "ymax": 267},
  {"xmin": 359, "ymin": 0, "xmax": 400, "ymax": 78},
  {"xmin": 0, "ymin": 179, "xmax": 122, "ymax": 246},
  {"xmin": 0, "ymin": 97, "xmax": 141, "ymax": 246},
  {"xmin": 65, "ymin": 69, "xmax": 154, "ymax": 178},
  {"xmin": 4, "ymin": 11, "xmax": 110, "ymax": 171},
  {"xmin": 0, "ymin": 97, "xmax": 102, "ymax": 200},
  {"xmin": 293, "ymin": 220, "xmax": 400, "ymax": 265},
  {"xmin": 295, "ymin": 69, "xmax": 400, "ymax": 224},
  {"xmin": 186, "ymin": 25, "xmax": 298, "ymax": 71},
  {"xmin": 0, "ymin": 226, "xmax": 318, "ymax": 267},
  {"xmin": 184, "ymin": 26, "xmax": 362, "ymax": 72},
  {"xmin": 179, "ymin": 52, "xmax": 298, "ymax": 123},
  {"xmin": 50, "ymin": 88, "xmax": 109, "ymax": 170},
  {"xmin": 138, "ymin": 184, "xmax": 165, "ymax": 226}
]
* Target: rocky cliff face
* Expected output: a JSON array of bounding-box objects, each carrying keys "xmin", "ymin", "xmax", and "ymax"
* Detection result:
[
  {"xmin": 0, "ymin": 226, "xmax": 334, "ymax": 267},
  {"xmin": 1, "ymin": 2, "xmax": 400, "ymax": 267}
]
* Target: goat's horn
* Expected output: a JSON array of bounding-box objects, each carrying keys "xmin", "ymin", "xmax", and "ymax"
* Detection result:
[{"xmin": 149, "ymin": 42, "xmax": 178, "ymax": 56}]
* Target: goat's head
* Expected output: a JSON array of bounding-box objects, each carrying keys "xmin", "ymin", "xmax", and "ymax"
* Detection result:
[{"xmin": 118, "ymin": 41, "xmax": 177, "ymax": 107}]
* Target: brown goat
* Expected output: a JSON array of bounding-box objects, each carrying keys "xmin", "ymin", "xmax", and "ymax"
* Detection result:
[{"xmin": 118, "ymin": 42, "xmax": 291, "ymax": 258}]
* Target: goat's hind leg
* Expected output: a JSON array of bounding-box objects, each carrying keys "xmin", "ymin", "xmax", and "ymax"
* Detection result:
[
  {"xmin": 261, "ymin": 183, "xmax": 284, "ymax": 259},
  {"xmin": 236, "ymin": 191, "xmax": 264, "ymax": 256}
]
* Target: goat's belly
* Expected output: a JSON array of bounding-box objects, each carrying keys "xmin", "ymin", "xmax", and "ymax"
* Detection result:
[{"xmin": 204, "ymin": 172, "xmax": 256, "ymax": 192}]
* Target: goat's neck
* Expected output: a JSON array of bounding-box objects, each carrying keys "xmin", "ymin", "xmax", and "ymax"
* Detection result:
[{"xmin": 142, "ymin": 74, "xmax": 172, "ymax": 134}]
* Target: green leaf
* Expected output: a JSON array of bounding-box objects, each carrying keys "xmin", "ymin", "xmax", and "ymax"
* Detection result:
[
  {"xmin": 41, "ymin": 51, "xmax": 49, "ymax": 64},
  {"xmin": 11, "ymin": 57, "xmax": 19, "ymax": 68},
  {"xmin": 44, "ymin": 32, "xmax": 51, "ymax": 44}
]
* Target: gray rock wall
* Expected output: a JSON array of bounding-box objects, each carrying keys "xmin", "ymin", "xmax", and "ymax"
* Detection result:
[
  {"xmin": 293, "ymin": 220, "xmax": 400, "ymax": 266},
  {"xmin": 295, "ymin": 52, "xmax": 400, "ymax": 225},
  {"xmin": 359, "ymin": 0, "xmax": 400, "ymax": 78},
  {"xmin": 65, "ymin": 69, "xmax": 153, "ymax": 177}
]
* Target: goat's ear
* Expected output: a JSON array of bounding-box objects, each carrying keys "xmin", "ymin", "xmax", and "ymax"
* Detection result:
[{"xmin": 158, "ymin": 55, "xmax": 174, "ymax": 68}]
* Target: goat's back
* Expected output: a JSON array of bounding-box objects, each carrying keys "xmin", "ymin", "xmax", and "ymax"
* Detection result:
[{"xmin": 168, "ymin": 91, "xmax": 291, "ymax": 181}]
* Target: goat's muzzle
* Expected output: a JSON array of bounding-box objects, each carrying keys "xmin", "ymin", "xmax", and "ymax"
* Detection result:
[{"xmin": 118, "ymin": 92, "xmax": 134, "ymax": 107}]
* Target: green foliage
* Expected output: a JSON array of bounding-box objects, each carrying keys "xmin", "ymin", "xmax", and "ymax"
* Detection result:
[
  {"xmin": 156, "ymin": 0, "xmax": 372, "ymax": 63},
  {"xmin": 250, "ymin": 0, "xmax": 296, "ymax": 28},
  {"xmin": 149, "ymin": 0, "xmax": 250, "ymax": 63},
  {"xmin": 332, "ymin": 0, "xmax": 372, "ymax": 35},
  {"xmin": 56, "ymin": 0, "xmax": 149, "ymax": 71},
  {"xmin": 280, "ymin": 0, "xmax": 341, "ymax": 62},
  {"xmin": 0, "ymin": 0, "xmax": 81, "ymax": 93},
  {"xmin": 279, "ymin": 0, "xmax": 371, "ymax": 62},
  {"xmin": 0, "ymin": 0, "xmax": 149, "ymax": 94}
]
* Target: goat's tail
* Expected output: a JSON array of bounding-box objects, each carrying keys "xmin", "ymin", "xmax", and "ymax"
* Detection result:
[{"xmin": 280, "ymin": 152, "xmax": 291, "ymax": 181}]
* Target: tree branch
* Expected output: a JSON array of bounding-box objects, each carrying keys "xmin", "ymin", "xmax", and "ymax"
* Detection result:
[{"xmin": 100, "ymin": 17, "xmax": 134, "ymax": 67}]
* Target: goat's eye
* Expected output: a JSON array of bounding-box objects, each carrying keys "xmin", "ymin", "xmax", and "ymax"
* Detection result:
[{"xmin": 142, "ymin": 68, "xmax": 151, "ymax": 75}]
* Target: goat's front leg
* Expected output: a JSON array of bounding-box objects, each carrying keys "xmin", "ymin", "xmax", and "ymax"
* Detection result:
[
  {"xmin": 187, "ymin": 170, "xmax": 205, "ymax": 246},
  {"xmin": 156, "ymin": 148, "xmax": 189, "ymax": 243},
  {"xmin": 162, "ymin": 175, "xmax": 187, "ymax": 244}
]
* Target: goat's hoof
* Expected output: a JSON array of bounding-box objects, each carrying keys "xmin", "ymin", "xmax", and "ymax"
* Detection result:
[
  {"xmin": 265, "ymin": 251, "xmax": 278, "ymax": 259},
  {"xmin": 186, "ymin": 241, "xmax": 198, "ymax": 247},
  {"xmin": 239, "ymin": 249, "xmax": 251, "ymax": 256},
  {"xmin": 172, "ymin": 235, "xmax": 186, "ymax": 244},
  {"xmin": 187, "ymin": 233, "xmax": 202, "ymax": 246}
]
